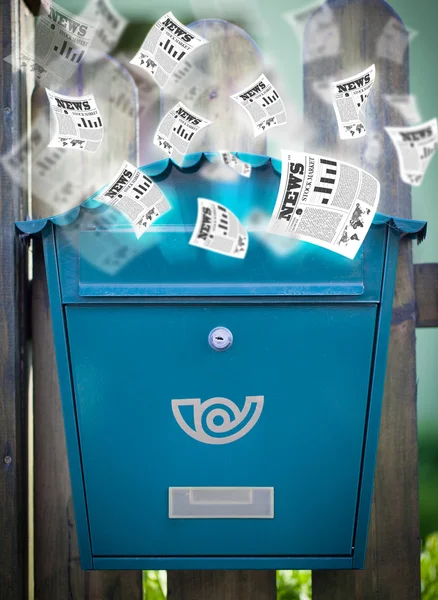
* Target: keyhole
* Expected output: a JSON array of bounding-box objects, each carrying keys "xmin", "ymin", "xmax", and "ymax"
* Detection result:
[{"xmin": 209, "ymin": 327, "xmax": 233, "ymax": 352}]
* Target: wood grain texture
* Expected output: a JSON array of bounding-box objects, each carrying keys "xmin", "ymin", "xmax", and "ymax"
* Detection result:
[
  {"xmin": 305, "ymin": 1, "xmax": 421, "ymax": 598},
  {"xmin": 32, "ymin": 241, "xmax": 143, "ymax": 600},
  {"xmin": 0, "ymin": 1, "xmax": 31, "ymax": 599},
  {"xmin": 165, "ymin": 19, "xmax": 273, "ymax": 600},
  {"xmin": 163, "ymin": 19, "xmax": 266, "ymax": 155},
  {"xmin": 414, "ymin": 263, "xmax": 438, "ymax": 327},
  {"xmin": 167, "ymin": 570, "xmax": 276, "ymax": 600},
  {"xmin": 31, "ymin": 58, "xmax": 143, "ymax": 599}
]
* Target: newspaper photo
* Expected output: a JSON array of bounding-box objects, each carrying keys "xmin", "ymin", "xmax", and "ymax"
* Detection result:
[
  {"xmin": 219, "ymin": 152, "xmax": 252, "ymax": 178},
  {"xmin": 267, "ymin": 150, "xmax": 380, "ymax": 259},
  {"xmin": 383, "ymin": 94, "xmax": 422, "ymax": 125},
  {"xmin": 95, "ymin": 161, "xmax": 171, "ymax": 238},
  {"xmin": 6, "ymin": 0, "xmax": 95, "ymax": 83},
  {"xmin": 130, "ymin": 12, "xmax": 208, "ymax": 89},
  {"xmin": 190, "ymin": 198, "xmax": 248, "ymax": 259},
  {"xmin": 332, "ymin": 65, "xmax": 376, "ymax": 139},
  {"xmin": 154, "ymin": 101, "xmax": 212, "ymax": 165},
  {"xmin": 81, "ymin": 0, "xmax": 127, "ymax": 58},
  {"xmin": 231, "ymin": 74, "xmax": 287, "ymax": 137},
  {"xmin": 385, "ymin": 118, "xmax": 438, "ymax": 187},
  {"xmin": 46, "ymin": 89, "xmax": 104, "ymax": 153}
]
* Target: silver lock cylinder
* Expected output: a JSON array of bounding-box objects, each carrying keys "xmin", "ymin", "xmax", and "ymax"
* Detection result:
[{"xmin": 208, "ymin": 327, "xmax": 233, "ymax": 352}]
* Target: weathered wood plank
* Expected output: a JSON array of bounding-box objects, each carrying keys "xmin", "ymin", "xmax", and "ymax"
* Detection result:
[
  {"xmin": 312, "ymin": 240, "xmax": 421, "ymax": 600},
  {"xmin": 305, "ymin": 1, "xmax": 420, "ymax": 598},
  {"xmin": 165, "ymin": 18, "xmax": 275, "ymax": 600},
  {"xmin": 0, "ymin": 1, "xmax": 31, "ymax": 599},
  {"xmin": 0, "ymin": 2, "xmax": 28, "ymax": 600},
  {"xmin": 167, "ymin": 570, "xmax": 276, "ymax": 600},
  {"xmin": 414, "ymin": 263, "xmax": 438, "ymax": 327},
  {"xmin": 32, "ymin": 243, "xmax": 143, "ymax": 599},
  {"xmin": 31, "ymin": 57, "xmax": 143, "ymax": 598}
]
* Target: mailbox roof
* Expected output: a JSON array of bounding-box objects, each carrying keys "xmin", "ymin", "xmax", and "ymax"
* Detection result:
[{"xmin": 15, "ymin": 152, "xmax": 427, "ymax": 243}]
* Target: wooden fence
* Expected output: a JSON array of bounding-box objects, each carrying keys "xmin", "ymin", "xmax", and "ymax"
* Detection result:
[{"xmin": 1, "ymin": 0, "xmax": 437, "ymax": 599}]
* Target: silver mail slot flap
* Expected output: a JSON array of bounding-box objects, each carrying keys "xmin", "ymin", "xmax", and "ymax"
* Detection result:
[{"xmin": 169, "ymin": 487, "xmax": 274, "ymax": 519}]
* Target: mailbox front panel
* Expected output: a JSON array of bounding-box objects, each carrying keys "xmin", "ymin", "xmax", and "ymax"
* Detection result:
[{"xmin": 66, "ymin": 303, "xmax": 377, "ymax": 558}]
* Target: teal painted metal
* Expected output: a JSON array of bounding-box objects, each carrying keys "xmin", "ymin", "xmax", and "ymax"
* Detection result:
[{"xmin": 17, "ymin": 154, "xmax": 426, "ymax": 570}]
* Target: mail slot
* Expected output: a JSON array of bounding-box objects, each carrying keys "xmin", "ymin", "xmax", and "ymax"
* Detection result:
[{"xmin": 17, "ymin": 152, "xmax": 427, "ymax": 571}]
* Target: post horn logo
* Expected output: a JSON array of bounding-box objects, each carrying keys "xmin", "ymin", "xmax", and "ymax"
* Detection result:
[{"xmin": 171, "ymin": 396, "xmax": 264, "ymax": 445}]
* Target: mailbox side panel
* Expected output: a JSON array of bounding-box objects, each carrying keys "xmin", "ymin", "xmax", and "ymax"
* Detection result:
[
  {"xmin": 352, "ymin": 228, "xmax": 400, "ymax": 568},
  {"xmin": 41, "ymin": 225, "xmax": 93, "ymax": 570}
]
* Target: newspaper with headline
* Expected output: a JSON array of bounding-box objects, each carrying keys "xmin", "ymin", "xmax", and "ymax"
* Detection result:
[
  {"xmin": 130, "ymin": 12, "xmax": 208, "ymax": 89},
  {"xmin": 267, "ymin": 150, "xmax": 380, "ymax": 259},
  {"xmin": 190, "ymin": 198, "xmax": 248, "ymax": 259},
  {"xmin": 154, "ymin": 102, "xmax": 212, "ymax": 165},
  {"xmin": 95, "ymin": 161, "xmax": 171, "ymax": 238},
  {"xmin": 385, "ymin": 118, "xmax": 437, "ymax": 187},
  {"xmin": 219, "ymin": 152, "xmax": 252, "ymax": 178},
  {"xmin": 46, "ymin": 89, "xmax": 104, "ymax": 152},
  {"xmin": 231, "ymin": 74, "xmax": 287, "ymax": 137},
  {"xmin": 332, "ymin": 65, "xmax": 375, "ymax": 139},
  {"xmin": 81, "ymin": 0, "xmax": 127, "ymax": 58},
  {"xmin": 6, "ymin": 0, "xmax": 95, "ymax": 83}
]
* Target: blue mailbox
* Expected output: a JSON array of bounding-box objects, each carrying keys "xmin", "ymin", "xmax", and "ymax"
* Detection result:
[{"xmin": 17, "ymin": 153, "xmax": 426, "ymax": 571}]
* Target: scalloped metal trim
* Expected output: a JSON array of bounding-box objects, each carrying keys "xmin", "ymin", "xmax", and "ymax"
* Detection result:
[{"xmin": 15, "ymin": 152, "xmax": 427, "ymax": 242}]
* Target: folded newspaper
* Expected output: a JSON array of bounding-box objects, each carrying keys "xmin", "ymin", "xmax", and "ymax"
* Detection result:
[
  {"xmin": 332, "ymin": 65, "xmax": 376, "ymax": 139},
  {"xmin": 231, "ymin": 74, "xmax": 287, "ymax": 137},
  {"xmin": 81, "ymin": 0, "xmax": 127, "ymax": 58},
  {"xmin": 46, "ymin": 89, "xmax": 104, "ymax": 153},
  {"xmin": 95, "ymin": 161, "xmax": 171, "ymax": 238},
  {"xmin": 267, "ymin": 150, "xmax": 380, "ymax": 259},
  {"xmin": 154, "ymin": 102, "xmax": 212, "ymax": 165},
  {"xmin": 190, "ymin": 198, "xmax": 249, "ymax": 259},
  {"xmin": 5, "ymin": 0, "xmax": 95, "ymax": 83},
  {"xmin": 385, "ymin": 118, "xmax": 438, "ymax": 187},
  {"xmin": 130, "ymin": 12, "xmax": 208, "ymax": 89},
  {"xmin": 219, "ymin": 152, "xmax": 252, "ymax": 178}
]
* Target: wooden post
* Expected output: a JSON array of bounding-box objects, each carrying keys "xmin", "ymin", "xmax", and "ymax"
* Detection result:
[
  {"xmin": 0, "ymin": 1, "xmax": 31, "ymax": 599},
  {"xmin": 167, "ymin": 571, "xmax": 277, "ymax": 600},
  {"xmin": 304, "ymin": 1, "xmax": 421, "ymax": 597},
  {"xmin": 166, "ymin": 18, "xmax": 276, "ymax": 600},
  {"xmin": 31, "ymin": 58, "xmax": 143, "ymax": 599}
]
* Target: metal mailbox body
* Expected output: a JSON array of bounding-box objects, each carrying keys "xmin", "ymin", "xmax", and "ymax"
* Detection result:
[{"xmin": 17, "ymin": 153, "xmax": 427, "ymax": 571}]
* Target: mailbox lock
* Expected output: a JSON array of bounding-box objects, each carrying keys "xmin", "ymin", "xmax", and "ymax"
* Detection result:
[{"xmin": 208, "ymin": 327, "xmax": 233, "ymax": 352}]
